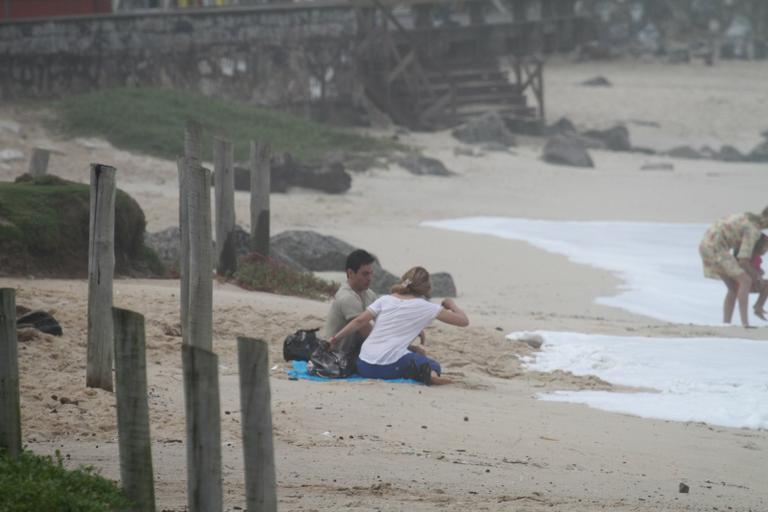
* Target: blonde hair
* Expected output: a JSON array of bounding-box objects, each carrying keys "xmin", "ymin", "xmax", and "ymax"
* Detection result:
[{"xmin": 390, "ymin": 266, "xmax": 431, "ymax": 297}]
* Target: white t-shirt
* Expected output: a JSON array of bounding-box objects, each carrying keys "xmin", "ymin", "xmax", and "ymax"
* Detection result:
[{"xmin": 359, "ymin": 295, "xmax": 442, "ymax": 365}]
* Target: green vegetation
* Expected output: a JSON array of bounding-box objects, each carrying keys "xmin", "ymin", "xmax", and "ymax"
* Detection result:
[
  {"xmin": 0, "ymin": 175, "xmax": 163, "ymax": 277},
  {"xmin": 234, "ymin": 253, "xmax": 338, "ymax": 301},
  {"xmin": 0, "ymin": 450, "xmax": 131, "ymax": 512},
  {"xmin": 54, "ymin": 87, "xmax": 399, "ymax": 163}
]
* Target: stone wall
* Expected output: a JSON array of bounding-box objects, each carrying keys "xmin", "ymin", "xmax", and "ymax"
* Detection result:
[{"xmin": 0, "ymin": 3, "xmax": 360, "ymax": 107}]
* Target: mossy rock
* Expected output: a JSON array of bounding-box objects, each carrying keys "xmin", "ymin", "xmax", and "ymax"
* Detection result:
[{"xmin": 0, "ymin": 174, "xmax": 164, "ymax": 277}]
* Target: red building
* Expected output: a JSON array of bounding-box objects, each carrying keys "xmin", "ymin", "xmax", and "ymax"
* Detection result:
[{"xmin": 0, "ymin": 0, "xmax": 112, "ymax": 20}]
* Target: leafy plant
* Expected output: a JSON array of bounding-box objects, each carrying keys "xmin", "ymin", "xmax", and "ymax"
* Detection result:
[
  {"xmin": 0, "ymin": 450, "xmax": 132, "ymax": 512},
  {"xmin": 234, "ymin": 252, "xmax": 338, "ymax": 300}
]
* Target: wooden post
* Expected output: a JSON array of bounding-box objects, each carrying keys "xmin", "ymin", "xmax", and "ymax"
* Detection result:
[
  {"xmin": 178, "ymin": 156, "xmax": 190, "ymax": 343},
  {"xmin": 179, "ymin": 120, "xmax": 202, "ymax": 340},
  {"xmin": 113, "ymin": 308, "xmax": 156, "ymax": 512},
  {"xmin": 28, "ymin": 148, "xmax": 50, "ymax": 177},
  {"xmin": 249, "ymin": 141, "xmax": 271, "ymax": 257},
  {"xmin": 186, "ymin": 160, "xmax": 213, "ymax": 351},
  {"xmin": 182, "ymin": 345, "xmax": 223, "ymax": 512},
  {"xmin": 185, "ymin": 119, "xmax": 202, "ymax": 161},
  {"xmin": 0, "ymin": 289, "xmax": 21, "ymax": 460},
  {"xmin": 237, "ymin": 337, "xmax": 277, "ymax": 512},
  {"xmin": 213, "ymin": 137, "xmax": 236, "ymax": 276},
  {"xmin": 87, "ymin": 164, "xmax": 116, "ymax": 392}
]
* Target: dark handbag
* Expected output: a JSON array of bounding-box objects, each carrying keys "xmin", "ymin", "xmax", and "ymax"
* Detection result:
[
  {"xmin": 283, "ymin": 328, "xmax": 320, "ymax": 361},
  {"xmin": 308, "ymin": 340, "xmax": 356, "ymax": 378}
]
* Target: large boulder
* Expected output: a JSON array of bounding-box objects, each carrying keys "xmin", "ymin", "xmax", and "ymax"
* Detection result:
[
  {"xmin": 269, "ymin": 230, "xmax": 399, "ymax": 294},
  {"xmin": 542, "ymin": 135, "xmax": 594, "ymax": 168},
  {"xmin": 666, "ymin": 146, "xmax": 704, "ymax": 160},
  {"xmin": 228, "ymin": 153, "xmax": 352, "ymax": 194},
  {"xmin": 546, "ymin": 117, "xmax": 578, "ymax": 136},
  {"xmin": 718, "ymin": 145, "xmax": 745, "ymax": 162},
  {"xmin": 746, "ymin": 139, "xmax": 768, "ymax": 162},
  {"xmin": 392, "ymin": 153, "xmax": 453, "ymax": 176},
  {"xmin": 430, "ymin": 272, "xmax": 456, "ymax": 297},
  {"xmin": 144, "ymin": 226, "xmax": 181, "ymax": 267},
  {"xmin": 452, "ymin": 112, "xmax": 516, "ymax": 147},
  {"xmin": 582, "ymin": 125, "xmax": 631, "ymax": 151},
  {"xmin": 580, "ymin": 76, "xmax": 612, "ymax": 87}
]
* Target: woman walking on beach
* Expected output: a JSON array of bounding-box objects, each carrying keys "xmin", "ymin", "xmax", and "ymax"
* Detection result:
[
  {"xmin": 330, "ymin": 266, "xmax": 469, "ymax": 385},
  {"xmin": 699, "ymin": 206, "xmax": 768, "ymax": 328}
]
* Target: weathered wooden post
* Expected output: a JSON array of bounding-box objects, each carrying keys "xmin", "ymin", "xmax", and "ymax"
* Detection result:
[
  {"xmin": 87, "ymin": 163, "xmax": 116, "ymax": 392},
  {"xmin": 182, "ymin": 152, "xmax": 222, "ymax": 512},
  {"xmin": 186, "ymin": 161, "xmax": 213, "ymax": 351},
  {"xmin": 113, "ymin": 308, "xmax": 156, "ymax": 512},
  {"xmin": 0, "ymin": 289, "xmax": 21, "ymax": 460},
  {"xmin": 185, "ymin": 119, "xmax": 202, "ymax": 161},
  {"xmin": 182, "ymin": 344, "xmax": 222, "ymax": 512},
  {"xmin": 237, "ymin": 337, "xmax": 277, "ymax": 512},
  {"xmin": 213, "ymin": 137, "xmax": 236, "ymax": 276},
  {"xmin": 28, "ymin": 148, "xmax": 51, "ymax": 177},
  {"xmin": 179, "ymin": 120, "xmax": 202, "ymax": 340},
  {"xmin": 249, "ymin": 141, "xmax": 271, "ymax": 257}
]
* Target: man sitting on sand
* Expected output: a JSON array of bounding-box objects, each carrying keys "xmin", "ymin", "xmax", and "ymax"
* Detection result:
[{"xmin": 323, "ymin": 249, "xmax": 378, "ymax": 354}]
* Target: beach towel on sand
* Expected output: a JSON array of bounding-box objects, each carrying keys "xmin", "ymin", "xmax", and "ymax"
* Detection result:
[{"xmin": 287, "ymin": 361, "xmax": 421, "ymax": 384}]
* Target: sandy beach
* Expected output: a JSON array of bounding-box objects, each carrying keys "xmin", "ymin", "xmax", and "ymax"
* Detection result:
[{"xmin": 2, "ymin": 59, "xmax": 768, "ymax": 511}]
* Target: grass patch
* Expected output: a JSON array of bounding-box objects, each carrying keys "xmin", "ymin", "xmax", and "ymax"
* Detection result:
[
  {"xmin": 0, "ymin": 175, "xmax": 163, "ymax": 277},
  {"xmin": 234, "ymin": 253, "xmax": 338, "ymax": 301},
  {"xmin": 54, "ymin": 87, "xmax": 400, "ymax": 163},
  {"xmin": 0, "ymin": 450, "xmax": 132, "ymax": 512}
]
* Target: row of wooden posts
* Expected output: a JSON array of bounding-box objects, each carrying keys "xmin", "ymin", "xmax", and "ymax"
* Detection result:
[{"xmin": 0, "ymin": 120, "xmax": 277, "ymax": 512}]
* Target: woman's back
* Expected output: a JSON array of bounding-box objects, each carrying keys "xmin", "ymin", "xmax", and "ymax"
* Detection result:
[{"xmin": 359, "ymin": 295, "xmax": 441, "ymax": 365}]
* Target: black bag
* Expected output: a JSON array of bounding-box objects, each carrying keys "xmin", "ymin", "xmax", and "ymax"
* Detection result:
[
  {"xmin": 283, "ymin": 328, "xmax": 320, "ymax": 361},
  {"xmin": 308, "ymin": 340, "xmax": 356, "ymax": 378}
]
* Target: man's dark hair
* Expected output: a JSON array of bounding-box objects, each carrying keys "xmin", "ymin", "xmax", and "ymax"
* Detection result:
[{"xmin": 345, "ymin": 249, "xmax": 376, "ymax": 272}]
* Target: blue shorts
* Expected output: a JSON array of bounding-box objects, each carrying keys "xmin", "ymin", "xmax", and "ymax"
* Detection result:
[{"xmin": 356, "ymin": 352, "xmax": 441, "ymax": 380}]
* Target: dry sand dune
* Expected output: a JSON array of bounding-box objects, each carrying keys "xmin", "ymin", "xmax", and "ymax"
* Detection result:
[{"xmin": 2, "ymin": 59, "xmax": 768, "ymax": 511}]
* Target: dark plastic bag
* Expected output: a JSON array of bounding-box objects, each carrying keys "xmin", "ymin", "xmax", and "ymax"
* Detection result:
[
  {"xmin": 307, "ymin": 340, "xmax": 356, "ymax": 378},
  {"xmin": 283, "ymin": 328, "xmax": 320, "ymax": 361}
]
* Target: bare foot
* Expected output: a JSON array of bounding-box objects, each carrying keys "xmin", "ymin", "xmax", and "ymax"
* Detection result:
[
  {"xmin": 430, "ymin": 372, "xmax": 452, "ymax": 385},
  {"xmin": 754, "ymin": 309, "xmax": 767, "ymax": 321}
]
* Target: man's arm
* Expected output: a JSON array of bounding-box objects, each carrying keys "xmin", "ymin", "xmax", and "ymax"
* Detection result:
[
  {"xmin": 330, "ymin": 310, "xmax": 374, "ymax": 348},
  {"xmin": 339, "ymin": 295, "xmax": 373, "ymax": 338}
]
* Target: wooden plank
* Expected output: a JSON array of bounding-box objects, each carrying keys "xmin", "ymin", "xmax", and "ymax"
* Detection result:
[
  {"xmin": 386, "ymin": 50, "xmax": 415, "ymax": 84},
  {"xmin": 0, "ymin": 288, "xmax": 21, "ymax": 460},
  {"xmin": 419, "ymin": 90, "xmax": 453, "ymax": 124}
]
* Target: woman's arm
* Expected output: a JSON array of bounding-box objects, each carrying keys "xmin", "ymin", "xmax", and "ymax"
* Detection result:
[
  {"xmin": 436, "ymin": 298, "xmax": 469, "ymax": 327},
  {"xmin": 330, "ymin": 309, "xmax": 374, "ymax": 348}
]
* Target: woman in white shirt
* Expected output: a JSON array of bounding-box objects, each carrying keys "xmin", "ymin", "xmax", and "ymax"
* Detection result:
[{"xmin": 330, "ymin": 266, "xmax": 469, "ymax": 385}]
